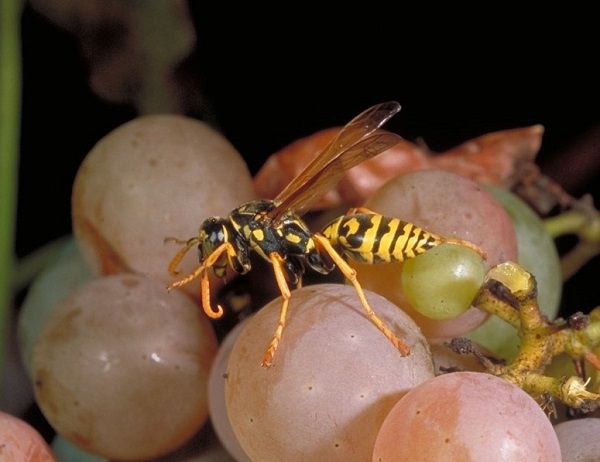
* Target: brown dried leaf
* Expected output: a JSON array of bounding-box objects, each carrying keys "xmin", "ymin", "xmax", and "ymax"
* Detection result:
[{"xmin": 253, "ymin": 124, "xmax": 545, "ymax": 211}]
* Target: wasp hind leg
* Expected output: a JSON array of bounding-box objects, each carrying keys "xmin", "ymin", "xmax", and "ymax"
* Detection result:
[{"xmin": 313, "ymin": 233, "xmax": 411, "ymax": 356}]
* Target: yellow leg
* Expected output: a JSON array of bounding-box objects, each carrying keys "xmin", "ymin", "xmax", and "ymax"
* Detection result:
[
  {"xmin": 167, "ymin": 242, "xmax": 238, "ymax": 319},
  {"xmin": 313, "ymin": 234, "xmax": 411, "ymax": 356},
  {"xmin": 165, "ymin": 236, "xmax": 199, "ymax": 275},
  {"xmin": 262, "ymin": 252, "xmax": 293, "ymax": 367},
  {"xmin": 442, "ymin": 236, "xmax": 488, "ymax": 260}
]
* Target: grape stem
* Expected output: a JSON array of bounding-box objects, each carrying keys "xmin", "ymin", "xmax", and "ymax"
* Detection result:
[
  {"xmin": 467, "ymin": 262, "xmax": 600, "ymax": 410},
  {"xmin": 543, "ymin": 194, "xmax": 600, "ymax": 281}
]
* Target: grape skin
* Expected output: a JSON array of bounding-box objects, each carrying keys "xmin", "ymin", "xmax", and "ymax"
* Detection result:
[
  {"xmin": 18, "ymin": 238, "xmax": 94, "ymax": 377},
  {"xmin": 372, "ymin": 371, "xmax": 561, "ymax": 461},
  {"xmin": 225, "ymin": 284, "xmax": 435, "ymax": 461},
  {"xmin": 0, "ymin": 411, "xmax": 57, "ymax": 461},
  {"xmin": 71, "ymin": 114, "xmax": 255, "ymax": 297},
  {"xmin": 207, "ymin": 318, "xmax": 253, "ymax": 462},
  {"xmin": 553, "ymin": 418, "xmax": 600, "ymax": 461},
  {"xmin": 401, "ymin": 243, "xmax": 485, "ymax": 320},
  {"xmin": 31, "ymin": 274, "xmax": 218, "ymax": 460}
]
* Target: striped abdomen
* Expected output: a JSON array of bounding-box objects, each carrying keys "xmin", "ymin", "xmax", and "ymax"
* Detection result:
[{"xmin": 320, "ymin": 213, "xmax": 443, "ymax": 264}]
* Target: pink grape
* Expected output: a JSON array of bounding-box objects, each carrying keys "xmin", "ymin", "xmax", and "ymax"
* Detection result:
[
  {"xmin": 372, "ymin": 371, "xmax": 561, "ymax": 461},
  {"xmin": 0, "ymin": 411, "xmax": 57, "ymax": 461},
  {"xmin": 225, "ymin": 284, "xmax": 435, "ymax": 461}
]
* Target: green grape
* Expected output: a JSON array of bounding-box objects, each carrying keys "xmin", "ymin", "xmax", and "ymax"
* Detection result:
[{"xmin": 401, "ymin": 243, "xmax": 485, "ymax": 320}]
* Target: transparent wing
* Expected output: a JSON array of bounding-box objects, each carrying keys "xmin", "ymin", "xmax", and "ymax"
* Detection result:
[{"xmin": 267, "ymin": 101, "xmax": 402, "ymax": 223}]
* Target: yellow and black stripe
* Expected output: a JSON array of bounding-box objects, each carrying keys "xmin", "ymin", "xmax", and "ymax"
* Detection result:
[{"xmin": 321, "ymin": 212, "xmax": 442, "ymax": 264}]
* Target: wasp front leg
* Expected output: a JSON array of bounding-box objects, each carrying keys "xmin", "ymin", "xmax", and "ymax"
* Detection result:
[{"xmin": 168, "ymin": 242, "xmax": 241, "ymax": 319}]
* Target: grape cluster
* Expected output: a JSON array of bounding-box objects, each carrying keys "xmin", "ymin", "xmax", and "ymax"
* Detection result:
[{"xmin": 15, "ymin": 113, "xmax": 592, "ymax": 460}]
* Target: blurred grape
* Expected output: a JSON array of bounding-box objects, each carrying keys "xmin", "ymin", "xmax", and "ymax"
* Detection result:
[
  {"xmin": 31, "ymin": 274, "xmax": 218, "ymax": 460},
  {"xmin": 18, "ymin": 237, "xmax": 94, "ymax": 376},
  {"xmin": 372, "ymin": 371, "xmax": 561, "ymax": 461},
  {"xmin": 51, "ymin": 435, "xmax": 108, "ymax": 462},
  {"xmin": 225, "ymin": 284, "xmax": 435, "ymax": 461},
  {"xmin": 553, "ymin": 418, "xmax": 600, "ymax": 462}
]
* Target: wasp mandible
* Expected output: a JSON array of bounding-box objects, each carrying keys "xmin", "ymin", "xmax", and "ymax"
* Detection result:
[{"xmin": 167, "ymin": 101, "xmax": 486, "ymax": 367}]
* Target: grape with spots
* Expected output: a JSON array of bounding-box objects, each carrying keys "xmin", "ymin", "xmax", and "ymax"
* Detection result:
[
  {"xmin": 71, "ymin": 114, "xmax": 255, "ymax": 296},
  {"xmin": 31, "ymin": 274, "xmax": 218, "ymax": 460},
  {"xmin": 372, "ymin": 371, "xmax": 562, "ymax": 461},
  {"xmin": 226, "ymin": 284, "xmax": 435, "ymax": 461}
]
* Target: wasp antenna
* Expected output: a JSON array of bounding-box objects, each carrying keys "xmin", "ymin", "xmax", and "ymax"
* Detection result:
[{"xmin": 164, "ymin": 236, "xmax": 182, "ymax": 244}]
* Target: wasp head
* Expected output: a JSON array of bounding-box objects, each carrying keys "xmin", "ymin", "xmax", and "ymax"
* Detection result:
[{"xmin": 197, "ymin": 217, "xmax": 231, "ymax": 262}]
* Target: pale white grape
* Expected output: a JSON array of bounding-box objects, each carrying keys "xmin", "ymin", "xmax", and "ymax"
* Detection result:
[
  {"xmin": 226, "ymin": 284, "xmax": 435, "ymax": 461},
  {"xmin": 31, "ymin": 274, "xmax": 218, "ymax": 460},
  {"xmin": 71, "ymin": 114, "xmax": 255, "ymax": 297},
  {"xmin": 18, "ymin": 238, "xmax": 94, "ymax": 376}
]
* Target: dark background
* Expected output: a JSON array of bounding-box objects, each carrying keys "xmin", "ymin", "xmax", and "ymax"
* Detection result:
[{"xmin": 17, "ymin": 4, "xmax": 600, "ymax": 316}]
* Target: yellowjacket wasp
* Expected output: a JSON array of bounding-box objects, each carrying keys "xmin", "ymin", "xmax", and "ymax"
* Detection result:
[{"xmin": 167, "ymin": 101, "xmax": 485, "ymax": 366}]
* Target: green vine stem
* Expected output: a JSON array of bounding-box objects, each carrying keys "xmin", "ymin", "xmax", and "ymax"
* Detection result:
[
  {"xmin": 543, "ymin": 195, "xmax": 600, "ymax": 280},
  {"xmin": 0, "ymin": 0, "xmax": 21, "ymax": 389}
]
